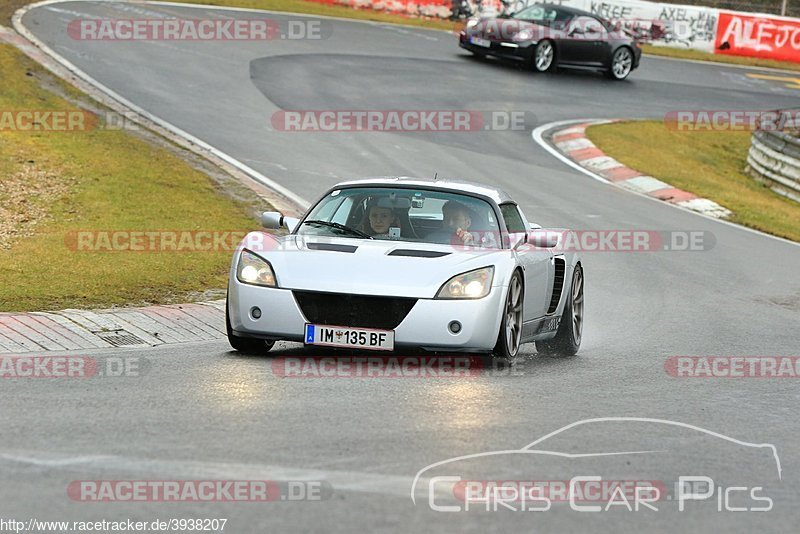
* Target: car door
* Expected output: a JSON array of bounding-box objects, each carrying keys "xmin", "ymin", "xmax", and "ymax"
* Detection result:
[
  {"xmin": 559, "ymin": 16, "xmax": 605, "ymax": 65},
  {"xmin": 585, "ymin": 17, "xmax": 612, "ymax": 65},
  {"xmin": 499, "ymin": 203, "xmax": 552, "ymax": 321}
]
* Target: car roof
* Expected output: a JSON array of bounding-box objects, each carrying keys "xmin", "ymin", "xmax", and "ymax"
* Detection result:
[
  {"xmin": 333, "ymin": 176, "xmax": 514, "ymax": 205},
  {"xmin": 524, "ymin": 3, "xmax": 597, "ymax": 19},
  {"xmin": 558, "ymin": 6, "xmax": 597, "ymax": 18}
]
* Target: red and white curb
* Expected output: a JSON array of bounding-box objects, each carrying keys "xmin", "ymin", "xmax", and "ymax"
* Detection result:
[
  {"xmin": 550, "ymin": 122, "xmax": 733, "ymax": 219},
  {"xmin": 0, "ymin": 300, "xmax": 226, "ymax": 354}
]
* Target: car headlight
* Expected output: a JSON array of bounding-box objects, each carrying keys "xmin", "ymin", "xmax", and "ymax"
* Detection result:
[
  {"xmin": 436, "ymin": 267, "xmax": 494, "ymax": 299},
  {"xmin": 514, "ymin": 29, "xmax": 534, "ymax": 41},
  {"xmin": 237, "ymin": 249, "xmax": 277, "ymax": 287},
  {"xmin": 466, "ymin": 18, "xmax": 479, "ymax": 29}
]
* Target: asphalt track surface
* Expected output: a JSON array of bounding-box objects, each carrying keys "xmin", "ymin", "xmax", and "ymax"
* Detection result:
[{"xmin": 5, "ymin": 1, "xmax": 800, "ymax": 532}]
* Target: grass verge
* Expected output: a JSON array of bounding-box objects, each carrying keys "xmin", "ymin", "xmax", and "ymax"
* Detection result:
[
  {"xmin": 640, "ymin": 44, "xmax": 800, "ymax": 72},
  {"xmin": 585, "ymin": 121, "xmax": 800, "ymax": 242},
  {"xmin": 0, "ymin": 43, "xmax": 267, "ymax": 312}
]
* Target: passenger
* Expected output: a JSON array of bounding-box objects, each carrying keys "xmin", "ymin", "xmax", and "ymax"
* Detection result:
[{"xmin": 441, "ymin": 200, "xmax": 478, "ymax": 246}]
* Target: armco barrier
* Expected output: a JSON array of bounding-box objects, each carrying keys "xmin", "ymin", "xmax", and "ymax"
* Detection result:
[{"xmin": 747, "ymin": 129, "xmax": 800, "ymax": 203}]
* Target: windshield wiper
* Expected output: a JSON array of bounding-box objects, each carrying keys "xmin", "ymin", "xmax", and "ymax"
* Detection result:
[{"xmin": 302, "ymin": 220, "xmax": 373, "ymax": 239}]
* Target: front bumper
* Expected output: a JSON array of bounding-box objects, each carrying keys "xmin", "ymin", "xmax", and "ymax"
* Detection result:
[
  {"xmin": 228, "ymin": 280, "xmax": 506, "ymax": 352},
  {"xmin": 632, "ymin": 45, "xmax": 642, "ymax": 69},
  {"xmin": 459, "ymin": 32, "xmax": 534, "ymax": 62}
]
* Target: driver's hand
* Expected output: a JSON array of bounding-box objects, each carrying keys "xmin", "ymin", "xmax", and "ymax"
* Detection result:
[{"xmin": 456, "ymin": 228, "xmax": 474, "ymax": 245}]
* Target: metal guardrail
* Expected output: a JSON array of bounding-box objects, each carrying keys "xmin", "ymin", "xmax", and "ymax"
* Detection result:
[{"xmin": 747, "ymin": 129, "xmax": 800, "ymax": 203}]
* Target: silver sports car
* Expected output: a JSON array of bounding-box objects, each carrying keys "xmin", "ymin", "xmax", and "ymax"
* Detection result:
[{"xmin": 226, "ymin": 177, "xmax": 583, "ymax": 359}]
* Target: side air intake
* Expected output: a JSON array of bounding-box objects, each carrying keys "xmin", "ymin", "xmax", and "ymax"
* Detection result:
[{"xmin": 547, "ymin": 257, "xmax": 566, "ymax": 314}]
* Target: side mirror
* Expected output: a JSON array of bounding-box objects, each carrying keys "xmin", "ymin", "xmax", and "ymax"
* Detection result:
[
  {"xmin": 261, "ymin": 211, "xmax": 300, "ymax": 232},
  {"xmin": 261, "ymin": 211, "xmax": 283, "ymax": 229},
  {"xmin": 528, "ymin": 230, "xmax": 560, "ymax": 248},
  {"xmin": 569, "ymin": 26, "xmax": 584, "ymax": 36}
]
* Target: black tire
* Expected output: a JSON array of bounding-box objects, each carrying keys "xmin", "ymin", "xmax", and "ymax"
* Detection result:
[
  {"xmin": 532, "ymin": 40, "xmax": 556, "ymax": 73},
  {"xmin": 536, "ymin": 264, "xmax": 583, "ymax": 356},
  {"xmin": 492, "ymin": 271, "xmax": 524, "ymax": 362},
  {"xmin": 606, "ymin": 46, "xmax": 633, "ymax": 81},
  {"xmin": 226, "ymin": 299, "xmax": 275, "ymax": 354}
]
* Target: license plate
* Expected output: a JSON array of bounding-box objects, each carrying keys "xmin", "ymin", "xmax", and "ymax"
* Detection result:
[
  {"xmin": 471, "ymin": 37, "xmax": 491, "ymax": 47},
  {"xmin": 305, "ymin": 324, "xmax": 394, "ymax": 351}
]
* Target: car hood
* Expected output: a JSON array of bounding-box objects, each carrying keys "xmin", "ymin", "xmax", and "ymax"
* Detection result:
[{"xmin": 242, "ymin": 233, "xmax": 508, "ymax": 298}]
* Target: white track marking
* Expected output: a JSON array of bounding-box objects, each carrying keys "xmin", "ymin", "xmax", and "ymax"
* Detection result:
[
  {"xmin": 532, "ymin": 119, "xmax": 800, "ymax": 248},
  {"xmin": 0, "ymin": 449, "xmax": 420, "ymax": 498}
]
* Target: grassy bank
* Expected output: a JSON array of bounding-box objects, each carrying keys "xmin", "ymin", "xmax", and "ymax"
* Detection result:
[
  {"xmin": 640, "ymin": 43, "xmax": 800, "ymax": 72},
  {"xmin": 586, "ymin": 121, "xmax": 800, "ymax": 242},
  {"xmin": 0, "ymin": 43, "xmax": 266, "ymax": 311}
]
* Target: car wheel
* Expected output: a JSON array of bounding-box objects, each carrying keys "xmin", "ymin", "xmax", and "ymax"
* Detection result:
[
  {"xmin": 532, "ymin": 40, "xmax": 556, "ymax": 73},
  {"xmin": 536, "ymin": 264, "xmax": 583, "ymax": 356},
  {"xmin": 226, "ymin": 298, "xmax": 275, "ymax": 354},
  {"xmin": 606, "ymin": 47, "xmax": 633, "ymax": 80},
  {"xmin": 493, "ymin": 271, "xmax": 524, "ymax": 361}
]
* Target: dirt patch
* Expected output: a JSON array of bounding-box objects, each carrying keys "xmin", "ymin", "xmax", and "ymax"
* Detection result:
[
  {"xmin": 0, "ymin": 160, "xmax": 76, "ymax": 249},
  {"xmin": 0, "ymin": 2, "xmax": 29, "ymax": 26}
]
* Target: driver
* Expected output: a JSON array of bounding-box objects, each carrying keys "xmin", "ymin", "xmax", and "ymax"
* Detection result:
[{"xmin": 359, "ymin": 198, "xmax": 402, "ymax": 238}]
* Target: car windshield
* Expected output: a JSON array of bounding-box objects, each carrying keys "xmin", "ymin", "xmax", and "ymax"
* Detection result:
[
  {"xmin": 296, "ymin": 186, "xmax": 502, "ymax": 248},
  {"xmin": 511, "ymin": 5, "xmax": 571, "ymax": 27}
]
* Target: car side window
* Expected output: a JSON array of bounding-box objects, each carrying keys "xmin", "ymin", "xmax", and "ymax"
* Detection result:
[
  {"xmin": 500, "ymin": 204, "xmax": 526, "ymax": 233},
  {"xmin": 570, "ymin": 16, "xmax": 603, "ymax": 36},
  {"xmin": 599, "ymin": 18, "xmax": 615, "ymax": 32},
  {"xmin": 584, "ymin": 17, "xmax": 604, "ymax": 35}
]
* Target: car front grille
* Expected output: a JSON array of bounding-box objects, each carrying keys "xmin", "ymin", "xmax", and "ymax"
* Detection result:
[{"xmin": 293, "ymin": 291, "xmax": 417, "ymax": 330}]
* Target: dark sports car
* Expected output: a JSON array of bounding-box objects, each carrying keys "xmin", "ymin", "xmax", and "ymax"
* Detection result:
[{"xmin": 458, "ymin": 3, "xmax": 642, "ymax": 80}]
